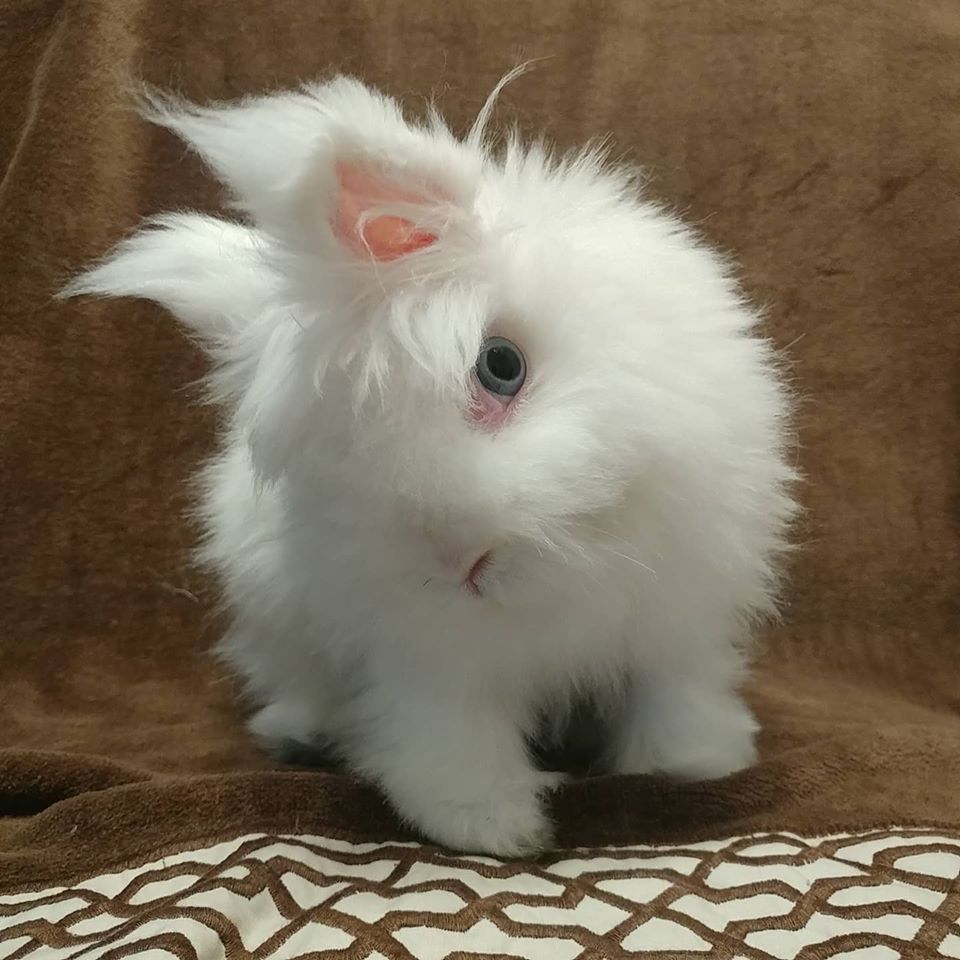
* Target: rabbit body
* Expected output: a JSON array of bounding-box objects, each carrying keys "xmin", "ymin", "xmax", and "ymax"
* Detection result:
[{"xmin": 69, "ymin": 76, "xmax": 796, "ymax": 855}]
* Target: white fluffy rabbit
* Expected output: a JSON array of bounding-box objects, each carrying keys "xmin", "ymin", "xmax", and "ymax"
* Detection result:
[{"xmin": 67, "ymin": 73, "xmax": 797, "ymax": 856}]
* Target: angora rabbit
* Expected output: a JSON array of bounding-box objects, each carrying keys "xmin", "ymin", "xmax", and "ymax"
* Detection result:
[{"xmin": 67, "ymin": 74, "xmax": 797, "ymax": 856}]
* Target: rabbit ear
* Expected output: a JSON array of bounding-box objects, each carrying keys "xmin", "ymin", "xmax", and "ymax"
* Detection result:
[
  {"xmin": 60, "ymin": 214, "xmax": 276, "ymax": 345},
  {"xmin": 144, "ymin": 78, "xmax": 476, "ymax": 256},
  {"xmin": 330, "ymin": 161, "xmax": 442, "ymax": 262},
  {"xmin": 142, "ymin": 89, "xmax": 324, "ymax": 222}
]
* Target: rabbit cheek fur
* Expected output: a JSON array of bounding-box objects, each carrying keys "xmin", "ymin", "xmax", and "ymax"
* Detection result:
[{"xmin": 67, "ymin": 76, "xmax": 797, "ymax": 857}]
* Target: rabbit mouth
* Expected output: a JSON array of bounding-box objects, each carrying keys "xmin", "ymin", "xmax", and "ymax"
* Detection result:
[{"xmin": 462, "ymin": 551, "xmax": 493, "ymax": 597}]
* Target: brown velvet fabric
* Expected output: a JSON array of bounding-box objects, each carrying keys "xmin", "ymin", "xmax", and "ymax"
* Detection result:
[{"xmin": 1, "ymin": 0, "xmax": 958, "ymax": 891}]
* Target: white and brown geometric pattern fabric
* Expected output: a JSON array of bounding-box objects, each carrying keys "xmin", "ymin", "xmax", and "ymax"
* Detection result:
[
  {"xmin": 3, "ymin": 0, "xmax": 960, "ymax": 958},
  {"xmin": 3, "ymin": 828, "xmax": 959, "ymax": 958}
]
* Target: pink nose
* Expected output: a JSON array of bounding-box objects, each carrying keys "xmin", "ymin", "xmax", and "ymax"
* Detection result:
[{"xmin": 463, "ymin": 551, "xmax": 493, "ymax": 596}]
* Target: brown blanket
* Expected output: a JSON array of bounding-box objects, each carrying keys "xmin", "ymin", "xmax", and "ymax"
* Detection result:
[{"xmin": 2, "ymin": 0, "xmax": 958, "ymax": 953}]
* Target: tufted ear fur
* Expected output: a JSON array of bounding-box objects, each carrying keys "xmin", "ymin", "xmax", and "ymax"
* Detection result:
[
  {"xmin": 140, "ymin": 77, "xmax": 479, "ymax": 263},
  {"xmin": 60, "ymin": 214, "xmax": 276, "ymax": 346}
]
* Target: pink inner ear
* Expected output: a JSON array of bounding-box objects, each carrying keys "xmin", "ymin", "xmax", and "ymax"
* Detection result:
[{"xmin": 333, "ymin": 163, "xmax": 438, "ymax": 262}]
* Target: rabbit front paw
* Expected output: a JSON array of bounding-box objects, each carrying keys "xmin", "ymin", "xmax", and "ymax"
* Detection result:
[{"xmin": 409, "ymin": 771, "xmax": 563, "ymax": 857}]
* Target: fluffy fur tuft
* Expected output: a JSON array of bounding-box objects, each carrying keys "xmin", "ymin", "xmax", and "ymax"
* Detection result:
[{"xmin": 66, "ymin": 74, "xmax": 798, "ymax": 856}]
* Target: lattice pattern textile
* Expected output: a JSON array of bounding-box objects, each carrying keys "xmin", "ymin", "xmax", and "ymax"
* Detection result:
[
  {"xmin": 2, "ymin": 828, "xmax": 959, "ymax": 958},
  {"xmin": 2, "ymin": 1, "xmax": 960, "ymax": 959}
]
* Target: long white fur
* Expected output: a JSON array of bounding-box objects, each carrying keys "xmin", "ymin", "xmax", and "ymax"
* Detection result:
[{"xmin": 65, "ymin": 75, "xmax": 798, "ymax": 856}]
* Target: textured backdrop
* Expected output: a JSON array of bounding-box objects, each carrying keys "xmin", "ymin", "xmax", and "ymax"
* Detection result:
[{"xmin": 1, "ymin": 0, "xmax": 958, "ymax": 927}]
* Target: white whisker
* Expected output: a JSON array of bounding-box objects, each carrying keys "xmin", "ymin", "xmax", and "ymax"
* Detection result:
[{"xmin": 602, "ymin": 547, "xmax": 658, "ymax": 578}]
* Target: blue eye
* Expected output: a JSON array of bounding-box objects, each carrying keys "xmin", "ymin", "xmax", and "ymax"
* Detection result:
[{"xmin": 476, "ymin": 337, "xmax": 526, "ymax": 397}]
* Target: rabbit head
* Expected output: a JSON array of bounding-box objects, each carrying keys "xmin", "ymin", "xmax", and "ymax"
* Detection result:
[{"xmin": 67, "ymin": 75, "xmax": 795, "ymax": 616}]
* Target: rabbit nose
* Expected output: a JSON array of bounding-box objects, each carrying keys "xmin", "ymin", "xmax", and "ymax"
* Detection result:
[{"xmin": 463, "ymin": 550, "xmax": 493, "ymax": 596}]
